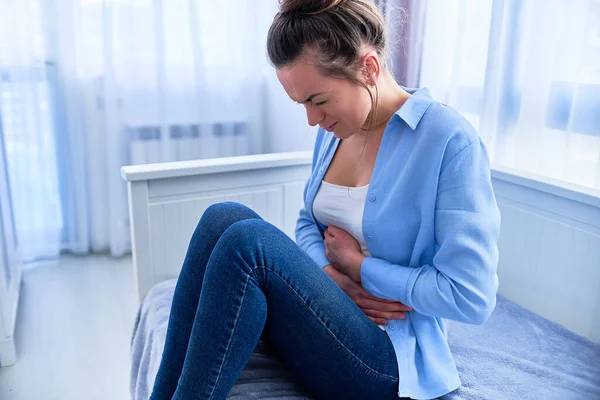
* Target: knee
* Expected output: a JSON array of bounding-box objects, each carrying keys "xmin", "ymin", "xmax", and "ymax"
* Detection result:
[
  {"xmin": 219, "ymin": 219, "xmax": 279, "ymax": 249},
  {"xmin": 202, "ymin": 201, "xmax": 253, "ymax": 220},
  {"xmin": 216, "ymin": 219, "xmax": 292, "ymax": 281},
  {"xmin": 199, "ymin": 202, "xmax": 261, "ymax": 232}
]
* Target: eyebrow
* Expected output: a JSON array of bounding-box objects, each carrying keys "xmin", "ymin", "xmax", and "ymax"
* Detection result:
[{"xmin": 296, "ymin": 92, "xmax": 326, "ymax": 104}]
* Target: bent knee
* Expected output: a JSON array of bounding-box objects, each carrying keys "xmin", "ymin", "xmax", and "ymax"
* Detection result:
[
  {"xmin": 202, "ymin": 202, "xmax": 253, "ymax": 220},
  {"xmin": 199, "ymin": 202, "xmax": 261, "ymax": 231}
]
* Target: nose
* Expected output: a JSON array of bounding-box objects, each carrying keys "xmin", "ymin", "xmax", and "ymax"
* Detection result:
[{"xmin": 305, "ymin": 103, "xmax": 325, "ymax": 127}]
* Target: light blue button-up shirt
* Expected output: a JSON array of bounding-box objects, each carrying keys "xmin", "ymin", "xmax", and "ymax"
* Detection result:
[{"xmin": 295, "ymin": 87, "xmax": 501, "ymax": 399}]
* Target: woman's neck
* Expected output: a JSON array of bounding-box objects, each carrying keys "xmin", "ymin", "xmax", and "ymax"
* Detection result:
[
  {"xmin": 356, "ymin": 70, "xmax": 410, "ymax": 137},
  {"xmin": 375, "ymin": 70, "xmax": 410, "ymax": 125}
]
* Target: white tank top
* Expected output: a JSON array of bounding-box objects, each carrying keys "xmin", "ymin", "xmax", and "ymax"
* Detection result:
[
  {"xmin": 313, "ymin": 180, "xmax": 372, "ymax": 257},
  {"xmin": 313, "ymin": 180, "xmax": 385, "ymax": 330}
]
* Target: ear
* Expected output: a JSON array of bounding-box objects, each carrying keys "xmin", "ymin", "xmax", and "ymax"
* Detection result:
[{"xmin": 361, "ymin": 50, "xmax": 381, "ymax": 86}]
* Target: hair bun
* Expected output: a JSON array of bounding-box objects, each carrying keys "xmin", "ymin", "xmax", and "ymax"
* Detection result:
[{"xmin": 279, "ymin": 0, "xmax": 344, "ymax": 15}]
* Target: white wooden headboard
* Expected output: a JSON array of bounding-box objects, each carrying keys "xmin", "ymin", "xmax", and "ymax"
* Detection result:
[
  {"xmin": 122, "ymin": 153, "xmax": 600, "ymax": 342},
  {"xmin": 121, "ymin": 151, "xmax": 313, "ymax": 304}
]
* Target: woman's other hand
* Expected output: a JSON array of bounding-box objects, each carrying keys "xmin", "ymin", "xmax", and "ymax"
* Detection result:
[{"xmin": 323, "ymin": 265, "xmax": 412, "ymax": 325}]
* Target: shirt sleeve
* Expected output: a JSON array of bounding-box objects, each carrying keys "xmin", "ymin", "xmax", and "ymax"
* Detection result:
[
  {"xmin": 360, "ymin": 139, "xmax": 501, "ymax": 325},
  {"xmin": 295, "ymin": 129, "xmax": 331, "ymax": 269}
]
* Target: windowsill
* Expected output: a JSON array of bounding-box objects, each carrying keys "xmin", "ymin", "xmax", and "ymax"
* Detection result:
[{"xmin": 491, "ymin": 164, "xmax": 600, "ymax": 208}]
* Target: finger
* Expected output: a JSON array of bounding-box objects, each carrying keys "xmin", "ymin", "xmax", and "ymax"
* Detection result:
[
  {"xmin": 358, "ymin": 298, "xmax": 413, "ymax": 312},
  {"xmin": 367, "ymin": 315, "xmax": 388, "ymax": 325},
  {"xmin": 363, "ymin": 294, "xmax": 413, "ymax": 310},
  {"xmin": 329, "ymin": 226, "xmax": 345, "ymax": 237},
  {"xmin": 333, "ymin": 264, "xmax": 344, "ymax": 273},
  {"xmin": 376, "ymin": 301, "xmax": 413, "ymax": 312},
  {"xmin": 370, "ymin": 297, "xmax": 400, "ymax": 303},
  {"xmin": 363, "ymin": 308, "xmax": 407, "ymax": 320}
]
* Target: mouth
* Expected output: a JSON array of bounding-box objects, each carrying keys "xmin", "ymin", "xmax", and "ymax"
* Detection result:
[{"xmin": 324, "ymin": 122, "xmax": 338, "ymax": 132}]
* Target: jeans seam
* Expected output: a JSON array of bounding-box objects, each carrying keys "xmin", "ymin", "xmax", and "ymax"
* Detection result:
[
  {"xmin": 254, "ymin": 265, "xmax": 398, "ymax": 382},
  {"xmin": 207, "ymin": 273, "xmax": 252, "ymax": 398}
]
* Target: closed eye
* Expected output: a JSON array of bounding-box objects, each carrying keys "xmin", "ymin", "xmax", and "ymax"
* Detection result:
[{"xmin": 314, "ymin": 100, "xmax": 327, "ymax": 106}]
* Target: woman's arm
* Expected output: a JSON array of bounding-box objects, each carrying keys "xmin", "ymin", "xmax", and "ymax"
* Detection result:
[
  {"xmin": 295, "ymin": 128, "xmax": 331, "ymax": 269},
  {"xmin": 296, "ymin": 205, "xmax": 331, "ymax": 268},
  {"xmin": 361, "ymin": 139, "xmax": 500, "ymax": 325}
]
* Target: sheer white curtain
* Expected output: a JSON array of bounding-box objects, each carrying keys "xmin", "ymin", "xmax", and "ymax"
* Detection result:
[
  {"xmin": 1, "ymin": 0, "xmax": 279, "ymax": 261},
  {"xmin": 420, "ymin": 0, "xmax": 600, "ymax": 190},
  {"xmin": 0, "ymin": 0, "xmax": 61, "ymax": 261},
  {"xmin": 380, "ymin": 0, "xmax": 428, "ymax": 87}
]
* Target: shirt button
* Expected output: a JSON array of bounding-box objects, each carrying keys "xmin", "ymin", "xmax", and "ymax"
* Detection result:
[
  {"xmin": 366, "ymin": 235, "xmax": 373, "ymax": 240},
  {"xmin": 389, "ymin": 324, "xmax": 396, "ymax": 330},
  {"xmin": 369, "ymin": 194, "xmax": 376, "ymax": 202}
]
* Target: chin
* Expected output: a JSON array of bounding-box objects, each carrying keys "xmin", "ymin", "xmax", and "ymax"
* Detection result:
[{"xmin": 332, "ymin": 129, "xmax": 355, "ymax": 140}]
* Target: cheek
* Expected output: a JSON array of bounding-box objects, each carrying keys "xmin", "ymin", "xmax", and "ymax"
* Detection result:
[
  {"xmin": 358, "ymin": 90, "xmax": 374, "ymax": 121},
  {"xmin": 337, "ymin": 91, "xmax": 371, "ymax": 127}
]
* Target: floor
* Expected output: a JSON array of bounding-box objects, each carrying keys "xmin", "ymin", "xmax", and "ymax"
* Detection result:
[{"xmin": 0, "ymin": 255, "xmax": 138, "ymax": 400}]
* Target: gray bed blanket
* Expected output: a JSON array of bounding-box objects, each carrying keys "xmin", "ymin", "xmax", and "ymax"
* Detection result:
[{"xmin": 131, "ymin": 280, "xmax": 600, "ymax": 399}]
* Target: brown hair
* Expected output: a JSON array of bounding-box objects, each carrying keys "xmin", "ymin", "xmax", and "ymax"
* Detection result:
[{"xmin": 267, "ymin": 0, "xmax": 389, "ymax": 143}]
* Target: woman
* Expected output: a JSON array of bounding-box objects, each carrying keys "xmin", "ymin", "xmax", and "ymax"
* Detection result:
[{"xmin": 150, "ymin": 0, "xmax": 500, "ymax": 399}]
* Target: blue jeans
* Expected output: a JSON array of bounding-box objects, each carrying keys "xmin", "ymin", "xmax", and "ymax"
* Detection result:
[{"xmin": 150, "ymin": 202, "xmax": 399, "ymax": 400}]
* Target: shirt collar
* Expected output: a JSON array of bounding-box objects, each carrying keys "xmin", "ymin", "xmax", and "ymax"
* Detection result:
[{"xmin": 394, "ymin": 86, "xmax": 434, "ymax": 130}]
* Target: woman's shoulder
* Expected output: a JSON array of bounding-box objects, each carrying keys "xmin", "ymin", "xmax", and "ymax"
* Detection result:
[
  {"xmin": 418, "ymin": 100, "xmax": 483, "ymax": 168},
  {"xmin": 423, "ymin": 101, "xmax": 480, "ymax": 145}
]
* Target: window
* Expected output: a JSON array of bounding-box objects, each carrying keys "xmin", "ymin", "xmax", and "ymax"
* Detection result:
[{"xmin": 420, "ymin": 0, "xmax": 600, "ymax": 189}]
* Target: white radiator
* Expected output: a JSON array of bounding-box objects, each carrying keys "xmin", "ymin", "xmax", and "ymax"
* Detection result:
[
  {"xmin": 82, "ymin": 76, "xmax": 252, "ymax": 167},
  {"xmin": 127, "ymin": 122, "xmax": 251, "ymax": 165}
]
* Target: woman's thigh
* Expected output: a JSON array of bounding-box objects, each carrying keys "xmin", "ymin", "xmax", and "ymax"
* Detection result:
[{"xmin": 224, "ymin": 219, "xmax": 400, "ymax": 400}]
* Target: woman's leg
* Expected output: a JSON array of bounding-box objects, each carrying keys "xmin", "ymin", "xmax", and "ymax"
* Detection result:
[
  {"xmin": 150, "ymin": 202, "xmax": 262, "ymax": 399},
  {"xmin": 166, "ymin": 212, "xmax": 399, "ymax": 399}
]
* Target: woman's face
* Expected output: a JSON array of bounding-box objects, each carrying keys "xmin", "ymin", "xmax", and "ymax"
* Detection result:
[{"xmin": 276, "ymin": 58, "xmax": 372, "ymax": 139}]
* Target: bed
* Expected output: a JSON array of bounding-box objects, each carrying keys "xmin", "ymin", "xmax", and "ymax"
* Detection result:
[{"xmin": 122, "ymin": 152, "xmax": 600, "ymax": 399}]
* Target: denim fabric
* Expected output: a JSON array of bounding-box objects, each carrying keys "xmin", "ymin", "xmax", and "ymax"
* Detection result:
[{"xmin": 150, "ymin": 202, "xmax": 399, "ymax": 400}]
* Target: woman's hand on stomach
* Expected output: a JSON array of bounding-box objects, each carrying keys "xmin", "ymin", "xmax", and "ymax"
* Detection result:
[
  {"xmin": 323, "ymin": 264, "xmax": 412, "ymax": 325},
  {"xmin": 324, "ymin": 226, "xmax": 365, "ymax": 283}
]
